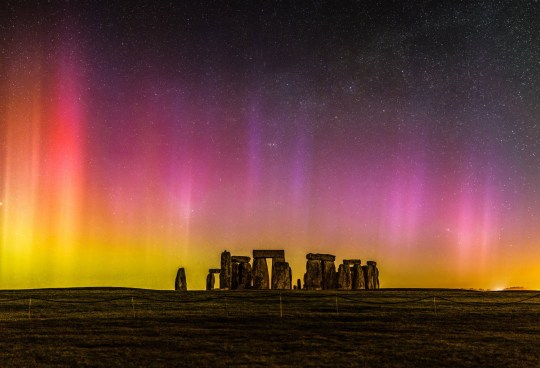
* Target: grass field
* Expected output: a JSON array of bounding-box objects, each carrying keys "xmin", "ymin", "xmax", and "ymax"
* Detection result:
[{"xmin": 0, "ymin": 288, "xmax": 538, "ymax": 367}]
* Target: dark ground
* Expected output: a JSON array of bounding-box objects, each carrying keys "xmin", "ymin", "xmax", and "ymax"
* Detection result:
[{"xmin": 0, "ymin": 288, "xmax": 538, "ymax": 367}]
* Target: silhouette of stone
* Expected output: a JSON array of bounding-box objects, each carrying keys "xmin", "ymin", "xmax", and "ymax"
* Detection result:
[
  {"xmin": 272, "ymin": 261, "xmax": 292, "ymax": 289},
  {"xmin": 343, "ymin": 259, "xmax": 361, "ymax": 266},
  {"xmin": 297, "ymin": 279, "xmax": 302, "ymax": 290},
  {"xmin": 209, "ymin": 268, "xmax": 221, "ymax": 274},
  {"xmin": 336, "ymin": 264, "xmax": 352, "ymax": 290},
  {"xmin": 352, "ymin": 264, "xmax": 365, "ymax": 290},
  {"xmin": 232, "ymin": 256, "xmax": 251, "ymax": 263},
  {"xmin": 253, "ymin": 250, "xmax": 285, "ymax": 259},
  {"xmin": 220, "ymin": 251, "xmax": 232, "ymax": 290},
  {"xmin": 175, "ymin": 268, "xmax": 187, "ymax": 291},
  {"xmin": 305, "ymin": 260, "xmax": 323, "ymax": 290},
  {"xmin": 238, "ymin": 261, "xmax": 252, "ymax": 289},
  {"xmin": 206, "ymin": 272, "xmax": 215, "ymax": 291},
  {"xmin": 322, "ymin": 260, "xmax": 336, "ymax": 290},
  {"xmin": 252, "ymin": 257, "xmax": 270, "ymax": 289},
  {"xmin": 363, "ymin": 263, "xmax": 376, "ymax": 289},
  {"xmin": 231, "ymin": 261, "xmax": 240, "ymax": 290},
  {"xmin": 306, "ymin": 253, "xmax": 335, "ymax": 262},
  {"xmin": 367, "ymin": 261, "xmax": 380, "ymax": 289}
]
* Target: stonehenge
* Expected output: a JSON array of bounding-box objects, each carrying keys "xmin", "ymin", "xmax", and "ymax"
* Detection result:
[
  {"xmin": 174, "ymin": 268, "xmax": 187, "ymax": 291},
  {"xmin": 199, "ymin": 249, "xmax": 380, "ymax": 292}
]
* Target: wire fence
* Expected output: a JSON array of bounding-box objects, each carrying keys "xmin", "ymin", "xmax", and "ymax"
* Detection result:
[{"xmin": 0, "ymin": 291, "xmax": 538, "ymax": 320}]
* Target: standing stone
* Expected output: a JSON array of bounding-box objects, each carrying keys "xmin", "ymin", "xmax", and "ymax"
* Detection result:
[
  {"xmin": 175, "ymin": 268, "xmax": 187, "ymax": 291},
  {"xmin": 272, "ymin": 261, "xmax": 292, "ymax": 290},
  {"xmin": 321, "ymin": 260, "xmax": 336, "ymax": 290},
  {"xmin": 363, "ymin": 263, "xmax": 375, "ymax": 289},
  {"xmin": 252, "ymin": 257, "xmax": 270, "ymax": 289},
  {"xmin": 220, "ymin": 251, "xmax": 232, "ymax": 290},
  {"xmin": 336, "ymin": 264, "xmax": 352, "ymax": 290},
  {"xmin": 297, "ymin": 279, "xmax": 302, "ymax": 290},
  {"xmin": 289, "ymin": 267, "xmax": 293, "ymax": 290},
  {"xmin": 231, "ymin": 261, "xmax": 240, "ymax": 290},
  {"xmin": 367, "ymin": 261, "xmax": 379, "ymax": 289},
  {"xmin": 304, "ymin": 260, "xmax": 323, "ymax": 290},
  {"xmin": 206, "ymin": 272, "xmax": 215, "ymax": 291},
  {"xmin": 238, "ymin": 262, "xmax": 253, "ymax": 289},
  {"xmin": 352, "ymin": 264, "xmax": 365, "ymax": 290}
]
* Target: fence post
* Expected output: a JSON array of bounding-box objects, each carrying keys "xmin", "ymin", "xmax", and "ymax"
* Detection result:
[
  {"xmin": 279, "ymin": 293, "xmax": 283, "ymax": 318},
  {"xmin": 433, "ymin": 296, "xmax": 437, "ymax": 315},
  {"xmin": 28, "ymin": 297, "xmax": 32, "ymax": 320}
]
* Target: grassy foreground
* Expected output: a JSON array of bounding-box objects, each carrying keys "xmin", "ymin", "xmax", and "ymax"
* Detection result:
[{"xmin": 0, "ymin": 288, "xmax": 538, "ymax": 367}]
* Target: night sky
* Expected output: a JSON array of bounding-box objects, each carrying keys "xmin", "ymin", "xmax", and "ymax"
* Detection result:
[{"xmin": 1, "ymin": 1, "xmax": 539, "ymax": 289}]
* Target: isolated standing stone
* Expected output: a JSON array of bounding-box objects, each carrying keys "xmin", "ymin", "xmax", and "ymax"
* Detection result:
[
  {"xmin": 336, "ymin": 264, "xmax": 352, "ymax": 290},
  {"xmin": 175, "ymin": 268, "xmax": 187, "ymax": 291},
  {"xmin": 252, "ymin": 257, "xmax": 270, "ymax": 289},
  {"xmin": 351, "ymin": 264, "xmax": 365, "ymax": 290},
  {"xmin": 238, "ymin": 261, "xmax": 252, "ymax": 289},
  {"xmin": 305, "ymin": 260, "xmax": 323, "ymax": 290},
  {"xmin": 322, "ymin": 260, "xmax": 336, "ymax": 290},
  {"xmin": 297, "ymin": 279, "xmax": 302, "ymax": 290},
  {"xmin": 272, "ymin": 261, "xmax": 292, "ymax": 290},
  {"xmin": 206, "ymin": 272, "xmax": 215, "ymax": 291},
  {"xmin": 220, "ymin": 251, "xmax": 232, "ymax": 290}
]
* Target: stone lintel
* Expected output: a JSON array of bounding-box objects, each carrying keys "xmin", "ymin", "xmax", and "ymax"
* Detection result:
[
  {"xmin": 306, "ymin": 253, "xmax": 335, "ymax": 262},
  {"xmin": 253, "ymin": 249, "xmax": 285, "ymax": 259},
  {"xmin": 367, "ymin": 261, "xmax": 377, "ymax": 266},
  {"xmin": 209, "ymin": 268, "xmax": 221, "ymax": 274},
  {"xmin": 343, "ymin": 259, "xmax": 361, "ymax": 266},
  {"xmin": 231, "ymin": 256, "xmax": 251, "ymax": 263}
]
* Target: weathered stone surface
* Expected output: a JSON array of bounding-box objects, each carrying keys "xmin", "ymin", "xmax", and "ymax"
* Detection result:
[
  {"xmin": 297, "ymin": 279, "xmax": 302, "ymax": 290},
  {"xmin": 252, "ymin": 257, "xmax": 270, "ymax": 289},
  {"xmin": 274, "ymin": 257, "xmax": 286, "ymax": 262},
  {"xmin": 231, "ymin": 256, "xmax": 251, "ymax": 263},
  {"xmin": 175, "ymin": 268, "xmax": 187, "ymax": 291},
  {"xmin": 351, "ymin": 264, "xmax": 365, "ymax": 290},
  {"xmin": 336, "ymin": 264, "xmax": 352, "ymax": 290},
  {"xmin": 220, "ymin": 251, "xmax": 232, "ymax": 290},
  {"xmin": 304, "ymin": 260, "xmax": 323, "ymax": 290},
  {"xmin": 253, "ymin": 250, "xmax": 285, "ymax": 259},
  {"xmin": 272, "ymin": 261, "xmax": 292, "ymax": 290},
  {"xmin": 306, "ymin": 253, "xmax": 335, "ymax": 262},
  {"xmin": 366, "ymin": 261, "xmax": 379, "ymax": 289},
  {"xmin": 206, "ymin": 273, "xmax": 215, "ymax": 291},
  {"xmin": 231, "ymin": 262, "xmax": 240, "ymax": 290},
  {"xmin": 238, "ymin": 262, "xmax": 252, "ymax": 289},
  {"xmin": 363, "ymin": 264, "xmax": 375, "ymax": 289},
  {"xmin": 321, "ymin": 260, "xmax": 336, "ymax": 290},
  {"xmin": 209, "ymin": 268, "xmax": 221, "ymax": 274},
  {"xmin": 343, "ymin": 259, "xmax": 361, "ymax": 266}
]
